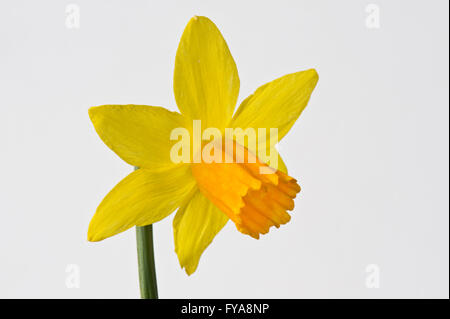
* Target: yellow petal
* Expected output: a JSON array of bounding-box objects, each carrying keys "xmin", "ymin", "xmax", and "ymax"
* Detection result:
[
  {"xmin": 89, "ymin": 105, "xmax": 187, "ymax": 170},
  {"xmin": 174, "ymin": 16, "xmax": 240, "ymax": 129},
  {"xmin": 88, "ymin": 165, "xmax": 196, "ymax": 242},
  {"xmin": 231, "ymin": 69, "xmax": 318, "ymax": 143},
  {"xmin": 173, "ymin": 190, "xmax": 229, "ymax": 275}
]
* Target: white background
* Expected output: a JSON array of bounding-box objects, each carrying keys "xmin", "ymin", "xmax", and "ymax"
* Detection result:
[{"xmin": 0, "ymin": 0, "xmax": 448, "ymax": 298}]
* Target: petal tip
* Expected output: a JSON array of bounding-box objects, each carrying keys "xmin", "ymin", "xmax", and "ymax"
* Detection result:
[
  {"xmin": 87, "ymin": 232, "xmax": 99, "ymax": 242},
  {"xmin": 87, "ymin": 218, "xmax": 105, "ymax": 242},
  {"xmin": 190, "ymin": 15, "xmax": 209, "ymax": 22},
  {"xmin": 180, "ymin": 261, "xmax": 198, "ymax": 276},
  {"xmin": 87, "ymin": 106, "xmax": 97, "ymax": 118},
  {"xmin": 185, "ymin": 268, "xmax": 195, "ymax": 276},
  {"xmin": 308, "ymin": 68, "xmax": 319, "ymax": 83},
  {"xmin": 88, "ymin": 105, "xmax": 104, "ymax": 124},
  {"xmin": 189, "ymin": 15, "xmax": 209, "ymax": 26}
]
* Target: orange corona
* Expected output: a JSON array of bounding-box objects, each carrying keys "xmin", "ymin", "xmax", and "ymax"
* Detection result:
[{"xmin": 192, "ymin": 140, "xmax": 300, "ymax": 239}]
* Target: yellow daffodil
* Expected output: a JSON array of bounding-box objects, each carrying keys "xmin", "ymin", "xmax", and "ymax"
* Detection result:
[{"xmin": 88, "ymin": 16, "xmax": 318, "ymax": 275}]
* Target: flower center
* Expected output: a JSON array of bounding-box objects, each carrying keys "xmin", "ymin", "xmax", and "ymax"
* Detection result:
[{"xmin": 191, "ymin": 139, "xmax": 301, "ymax": 239}]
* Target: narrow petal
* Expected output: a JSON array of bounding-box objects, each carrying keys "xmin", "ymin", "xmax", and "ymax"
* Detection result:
[
  {"xmin": 174, "ymin": 16, "xmax": 240, "ymax": 129},
  {"xmin": 173, "ymin": 190, "xmax": 229, "ymax": 275},
  {"xmin": 231, "ymin": 69, "xmax": 318, "ymax": 142},
  {"xmin": 89, "ymin": 105, "xmax": 187, "ymax": 170},
  {"xmin": 88, "ymin": 165, "xmax": 196, "ymax": 242}
]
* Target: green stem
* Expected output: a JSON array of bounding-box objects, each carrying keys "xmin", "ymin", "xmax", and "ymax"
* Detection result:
[
  {"xmin": 134, "ymin": 166, "xmax": 158, "ymax": 299},
  {"xmin": 136, "ymin": 224, "xmax": 158, "ymax": 299}
]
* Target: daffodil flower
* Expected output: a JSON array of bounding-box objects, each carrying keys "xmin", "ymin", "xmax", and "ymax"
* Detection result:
[{"xmin": 88, "ymin": 16, "xmax": 318, "ymax": 276}]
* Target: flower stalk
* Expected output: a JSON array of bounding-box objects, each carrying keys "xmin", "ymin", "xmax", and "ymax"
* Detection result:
[
  {"xmin": 135, "ymin": 167, "xmax": 158, "ymax": 299},
  {"xmin": 136, "ymin": 224, "xmax": 158, "ymax": 299}
]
